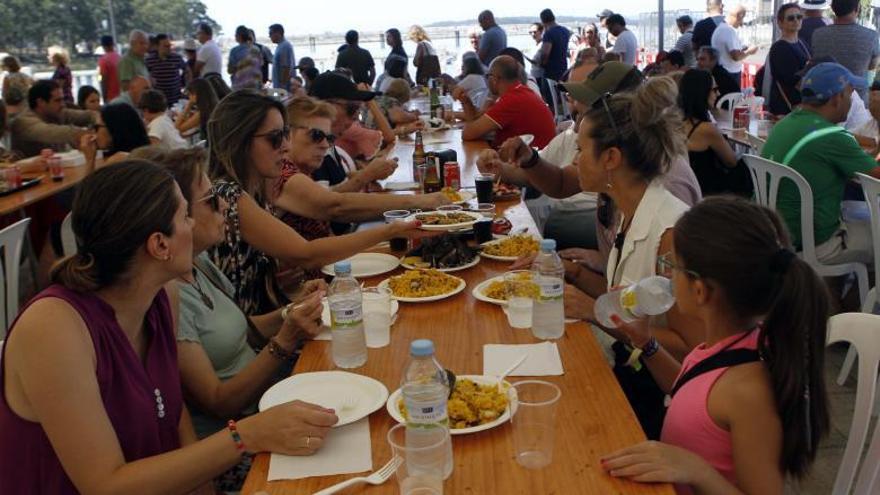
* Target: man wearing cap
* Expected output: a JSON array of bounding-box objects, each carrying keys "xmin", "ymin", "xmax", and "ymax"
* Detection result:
[
  {"xmin": 692, "ymin": 0, "xmax": 724, "ymax": 51},
  {"xmin": 762, "ymin": 62, "xmax": 880, "ymax": 264},
  {"xmin": 457, "ymin": 55, "xmax": 555, "ymax": 151},
  {"xmin": 98, "ymin": 35, "xmax": 121, "ymax": 103},
  {"xmin": 811, "ymin": 0, "xmax": 879, "ymax": 103},
  {"xmin": 597, "ymin": 10, "xmax": 616, "ymax": 49},
  {"xmin": 335, "ymin": 31, "xmax": 376, "ymax": 85},
  {"xmin": 799, "ymin": 0, "xmax": 831, "ymax": 51},
  {"xmin": 476, "ymin": 62, "xmax": 701, "ymax": 250}
]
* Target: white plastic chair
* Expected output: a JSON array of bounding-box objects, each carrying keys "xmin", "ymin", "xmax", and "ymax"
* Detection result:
[
  {"xmin": 742, "ymin": 154, "xmax": 869, "ymax": 313},
  {"xmin": 60, "ymin": 213, "xmax": 76, "ymax": 257},
  {"xmin": 0, "ymin": 218, "xmax": 32, "ymax": 336},
  {"xmin": 827, "ymin": 313, "xmax": 880, "ymax": 495},
  {"xmin": 745, "ymin": 132, "xmax": 766, "ymax": 154},
  {"xmin": 715, "ymin": 91, "xmax": 743, "ymax": 110}
]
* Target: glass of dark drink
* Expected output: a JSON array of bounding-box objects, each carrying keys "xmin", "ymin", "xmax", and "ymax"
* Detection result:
[
  {"xmin": 475, "ymin": 173, "xmax": 495, "ymax": 204},
  {"xmin": 384, "ymin": 210, "xmax": 411, "ymax": 252},
  {"xmin": 474, "ymin": 218, "xmax": 493, "ymax": 244}
]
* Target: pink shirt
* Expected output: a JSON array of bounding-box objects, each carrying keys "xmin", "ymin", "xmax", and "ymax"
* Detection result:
[
  {"xmin": 661, "ymin": 329, "xmax": 761, "ymax": 494},
  {"xmin": 336, "ymin": 122, "xmax": 382, "ymax": 160}
]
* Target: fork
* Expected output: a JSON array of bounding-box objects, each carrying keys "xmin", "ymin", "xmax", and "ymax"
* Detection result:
[
  {"xmin": 336, "ymin": 395, "xmax": 358, "ymax": 413},
  {"xmin": 312, "ymin": 456, "xmax": 402, "ymax": 495}
]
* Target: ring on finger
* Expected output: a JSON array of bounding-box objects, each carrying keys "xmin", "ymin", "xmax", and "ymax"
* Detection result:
[{"xmin": 305, "ymin": 435, "xmax": 314, "ymax": 449}]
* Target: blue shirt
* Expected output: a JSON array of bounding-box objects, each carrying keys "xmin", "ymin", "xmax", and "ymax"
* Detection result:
[
  {"xmin": 541, "ymin": 25, "xmax": 571, "ymax": 81},
  {"xmin": 228, "ymin": 44, "xmax": 248, "ymax": 74},
  {"xmin": 273, "ymin": 39, "xmax": 295, "ymax": 90},
  {"xmin": 479, "ymin": 25, "xmax": 507, "ymax": 65}
]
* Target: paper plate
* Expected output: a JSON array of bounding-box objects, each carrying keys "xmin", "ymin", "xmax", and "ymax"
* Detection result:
[
  {"xmin": 385, "ymin": 375, "xmax": 513, "ymax": 435},
  {"xmin": 259, "ymin": 371, "xmax": 389, "ymax": 427},
  {"xmin": 378, "ymin": 274, "xmax": 466, "ymax": 302},
  {"xmin": 321, "ymin": 252, "xmax": 401, "ymax": 278}
]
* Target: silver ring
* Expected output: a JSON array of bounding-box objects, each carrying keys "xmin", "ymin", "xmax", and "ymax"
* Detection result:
[{"xmin": 306, "ymin": 436, "xmax": 313, "ymax": 448}]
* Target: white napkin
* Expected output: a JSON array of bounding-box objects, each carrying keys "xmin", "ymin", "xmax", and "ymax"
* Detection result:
[
  {"xmin": 267, "ymin": 418, "xmax": 372, "ymax": 481},
  {"xmin": 483, "ymin": 342, "xmax": 564, "ymax": 376}
]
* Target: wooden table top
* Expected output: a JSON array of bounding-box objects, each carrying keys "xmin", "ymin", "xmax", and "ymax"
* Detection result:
[
  {"xmin": 241, "ymin": 129, "xmax": 673, "ymax": 495},
  {"xmin": 0, "ymin": 165, "xmax": 88, "ymax": 217}
]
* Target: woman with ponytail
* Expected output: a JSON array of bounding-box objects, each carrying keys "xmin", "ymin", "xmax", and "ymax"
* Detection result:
[
  {"xmin": 602, "ymin": 196, "xmax": 830, "ymax": 494},
  {"xmin": 0, "ymin": 161, "xmax": 338, "ymax": 494}
]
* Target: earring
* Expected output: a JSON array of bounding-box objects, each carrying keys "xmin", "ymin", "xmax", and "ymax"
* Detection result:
[
  {"xmin": 606, "ymin": 171, "xmax": 613, "ymax": 190},
  {"xmin": 162, "ymin": 255, "xmax": 172, "ymax": 262}
]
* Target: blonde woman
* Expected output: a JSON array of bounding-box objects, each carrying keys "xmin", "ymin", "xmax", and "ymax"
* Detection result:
[
  {"xmin": 409, "ymin": 25, "xmax": 441, "ymax": 85},
  {"xmin": 50, "ymin": 50, "xmax": 74, "ymax": 106}
]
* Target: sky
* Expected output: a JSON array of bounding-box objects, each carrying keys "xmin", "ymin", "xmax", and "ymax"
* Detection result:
[{"xmin": 202, "ymin": 0, "xmax": 705, "ymax": 36}]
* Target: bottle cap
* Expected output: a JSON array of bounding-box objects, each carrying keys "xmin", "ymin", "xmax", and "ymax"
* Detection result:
[
  {"xmin": 410, "ymin": 339, "xmax": 435, "ymax": 357},
  {"xmin": 334, "ymin": 260, "xmax": 352, "ymax": 274},
  {"xmin": 540, "ymin": 239, "xmax": 556, "ymax": 252}
]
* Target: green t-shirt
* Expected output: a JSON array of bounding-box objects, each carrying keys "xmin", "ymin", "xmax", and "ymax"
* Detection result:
[
  {"xmin": 117, "ymin": 54, "xmax": 149, "ymax": 83},
  {"xmin": 761, "ymin": 108, "xmax": 876, "ymax": 247},
  {"xmin": 178, "ymin": 252, "xmax": 257, "ymax": 438}
]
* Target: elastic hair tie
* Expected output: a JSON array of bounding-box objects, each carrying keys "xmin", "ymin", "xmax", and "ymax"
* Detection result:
[{"xmin": 769, "ymin": 248, "xmax": 795, "ymax": 274}]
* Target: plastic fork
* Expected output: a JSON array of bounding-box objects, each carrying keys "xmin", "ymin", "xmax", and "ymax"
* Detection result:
[{"xmin": 312, "ymin": 456, "xmax": 403, "ymax": 495}]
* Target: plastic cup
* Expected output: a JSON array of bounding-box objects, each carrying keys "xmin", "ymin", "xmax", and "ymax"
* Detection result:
[
  {"xmin": 504, "ymin": 271, "xmax": 535, "ymax": 329},
  {"xmin": 510, "ymin": 380, "xmax": 561, "ymax": 470},
  {"xmin": 384, "ymin": 210, "xmax": 411, "ymax": 252},
  {"xmin": 475, "ymin": 173, "xmax": 495, "ymax": 203},
  {"xmin": 387, "ymin": 423, "xmax": 447, "ymax": 494},
  {"xmin": 474, "ymin": 203, "xmax": 495, "ymax": 218},
  {"xmin": 362, "ymin": 287, "xmax": 392, "ymax": 348}
]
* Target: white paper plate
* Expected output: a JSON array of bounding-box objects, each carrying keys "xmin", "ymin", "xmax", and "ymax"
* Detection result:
[
  {"xmin": 378, "ymin": 274, "xmax": 466, "ymax": 302},
  {"xmin": 400, "ymin": 254, "xmax": 480, "ymax": 273},
  {"xmin": 259, "ymin": 371, "xmax": 389, "ymax": 427},
  {"xmin": 321, "ymin": 253, "xmax": 401, "ymax": 278},
  {"xmin": 479, "ymin": 234, "xmax": 542, "ymax": 262},
  {"xmin": 315, "ymin": 299, "xmax": 400, "ymax": 340},
  {"xmin": 385, "ymin": 375, "xmax": 514, "ymax": 435},
  {"xmin": 407, "ymin": 211, "xmax": 482, "ymax": 231}
]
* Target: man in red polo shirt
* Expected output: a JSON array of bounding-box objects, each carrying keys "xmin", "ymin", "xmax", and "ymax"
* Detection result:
[{"xmin": 457, "ymin": 55, "xmax": 556, "ymax": 148}]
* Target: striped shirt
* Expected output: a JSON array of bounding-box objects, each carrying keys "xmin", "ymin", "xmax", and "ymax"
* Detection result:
[{"xmin": 145, "ymin": 52, "xmax": 186, "ymax": 106}]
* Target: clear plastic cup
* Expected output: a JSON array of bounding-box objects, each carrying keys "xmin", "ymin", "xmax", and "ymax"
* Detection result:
[
  {"xmin": 387, "ymin": 423, "xmax": 447, "ymax": 494},
  {"xmin": 362, "ymin": 287, "xmax": 392, "ymax": 348},
  {"xmin": 503, "ymin": 271, "xmax": 535, "ymax": 329},
  {"xmin": 474, "ymin": 203, "xmax": 495, "ymax": 218},
  {"xmin": 384, "ymin": 210, "xmax": 411, "ymax": 252},
  {"xmin": 510, "ymin": 380, "xmax": 561, "ymax": 470}
]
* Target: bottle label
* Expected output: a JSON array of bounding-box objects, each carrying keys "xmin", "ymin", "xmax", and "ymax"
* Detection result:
[
  {"xmin": 538, "ymin": 277, "xmax": 563, "ymax": 301},
  {"xmin": 331, "ymin": 305, "xmax": 363, "ymax": 328},
  {"xmin": 404, "ymin": 397, "xmax": 448, "ymax": 426}
]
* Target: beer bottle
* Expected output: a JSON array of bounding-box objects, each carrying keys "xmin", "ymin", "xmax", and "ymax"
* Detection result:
[
  {"xmin": 429, "ymin": 79, "xmax": 440, "ymax": 119},
  {"xmin": 412, "ymin": 130, "xmax": 426, "ymax": 183},
  {"xmin": 423, "ymin": 153, "xmax": 441, "ymax": 193}
]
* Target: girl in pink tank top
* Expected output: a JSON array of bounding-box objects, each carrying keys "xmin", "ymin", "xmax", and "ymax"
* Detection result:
[{"xmin": 601, "ymin": 197, "xmax": 830, "ymax": 494}]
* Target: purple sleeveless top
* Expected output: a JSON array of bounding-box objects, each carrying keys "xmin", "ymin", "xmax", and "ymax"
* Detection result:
[{"xmin": 0, "ymin": 285, "xmax": 183, "ymax": 494}]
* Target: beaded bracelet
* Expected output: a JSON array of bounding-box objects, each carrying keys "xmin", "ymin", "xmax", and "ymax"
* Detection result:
[
  {"xmin": 227, "ymin": 419, "xmax": 246, "ymax": 455},
  {"xmin": 266, "ymin": 337, "xmax": 295, "ymax": 361}
]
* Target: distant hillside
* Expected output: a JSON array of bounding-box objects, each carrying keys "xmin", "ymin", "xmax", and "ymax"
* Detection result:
[{"xmin": 426, "ymin": 16, "xmax": 597, "ymax": 27}]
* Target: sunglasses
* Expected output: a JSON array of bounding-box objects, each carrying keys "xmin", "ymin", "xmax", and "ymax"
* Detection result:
[
  {"xmin": 596, "ymin": 92, "xmax": 623, "ymax": 145},
  {"xmin": 196, "ymin": 190, "xmax": 221, "ymax": 211},
  {"xmin": 295, "ymin": 126, "xmax": 336, "ymax": 144},
  {"xmin": 785, "ymin": 13, "xmax": 804, "ymax": 21},
  {"xmin": 252, "ymin": 125, "xmax": 291, "ymax": 150}
]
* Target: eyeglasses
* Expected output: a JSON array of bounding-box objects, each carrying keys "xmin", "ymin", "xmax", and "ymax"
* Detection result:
[
  {"xmin": 252, "ymin": 125, "xmax": 291, "ymax": 150},
  {"xmin": 196, "ymin": 190, "xmax": 221, "ymax": 211},
  {"xmin": 295, "ymin": 126, "xmax": 335, "ymax": 144},
  {"xmin": 785, "ymin": 13, "xmax": 804, "ymax": 21},
  {"xmin": 656, "ymin": 253, "xmax": 700, "ymax": 279}
]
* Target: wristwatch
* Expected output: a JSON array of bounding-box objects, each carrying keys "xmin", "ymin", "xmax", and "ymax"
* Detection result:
[{"xmin": 521, "ymin": 148, "xmax": 540, "ymax": 169}]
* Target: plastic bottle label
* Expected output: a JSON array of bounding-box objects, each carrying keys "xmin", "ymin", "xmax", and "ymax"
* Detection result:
[
  {"xmin": 331, "ymin": 306, "xmax": 363, "ymax": 328},
  {"xmin": 404, "ymin": 397, "xmax": 448, "ymax": 426},
  {"xmin": 538, "ymin": 277, "xmax": 563, "ymax": 301}
]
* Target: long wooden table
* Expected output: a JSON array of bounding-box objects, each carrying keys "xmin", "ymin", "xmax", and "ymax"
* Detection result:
[
  {"xmin": 0, "ymin": 164, "xmax": 88, "ymax": 217},
  {"xmin": 242, "ymin": 130, "xmax": 674, "ymax": 494}
]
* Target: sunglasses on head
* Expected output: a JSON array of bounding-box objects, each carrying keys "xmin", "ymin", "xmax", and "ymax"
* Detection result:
[
  {"xmin": 295, "ymin": 126, "xmax": 335, "ymax": 144},
  {"xmin": 252, "ymin": 125, "xmax": 291, "ymax": 150},
  {"xmin": 196, "ymin": 190, "xmax": 220, "ymax": 212}
]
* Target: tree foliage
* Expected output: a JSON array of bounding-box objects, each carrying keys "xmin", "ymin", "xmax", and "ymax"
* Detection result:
[{"xmin": 0, "ymin": 0, "xmax": 220, "ymax": 54}]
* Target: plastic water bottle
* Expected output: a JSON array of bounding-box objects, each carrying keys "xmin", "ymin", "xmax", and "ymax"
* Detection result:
[
  {"xmin": 401, "ymin": 339, "xmax": 454, "ymax": 479},
  {"xmin": 328, "ymin": 261, "xmax": 367, "ymax": 368},
  {"xmin": 530, "ymin": 239, "xmax": 565, "ymax": 339},
  {"xmin": 594, "ymin": 276, "xmax": 676, "ymax": 329}
]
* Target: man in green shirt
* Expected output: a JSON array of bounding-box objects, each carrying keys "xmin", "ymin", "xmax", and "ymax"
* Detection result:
[
  {"xmin": 762, "ymin": 62, "xmax": 880, "ymax": 264},
  {"xmin": 118, "ymin": 30, "xmax": 150, "ymax": 91}
]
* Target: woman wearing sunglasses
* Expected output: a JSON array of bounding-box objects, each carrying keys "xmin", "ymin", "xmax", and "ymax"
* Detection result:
[
  {"xmin": 602, "ymin": 197, "xmax": 830, "ymax": 495},
  {"xmin": 0, "ymin": 161, "xmax": 338, "ymax": 494},
  {"xmin": 79, "ymin": 102, "xmax": 151, "ymax": 173},
  {"xmin": 763, "ymin": 3, "xmax": 809, "ymax": 116},
  {"xmin": 208, "ymin": 90, "xmax": 422, "ymax": 316},
  {"xmin": 133, "ymin": 146, "xmax": 331, "ymax": 491}
]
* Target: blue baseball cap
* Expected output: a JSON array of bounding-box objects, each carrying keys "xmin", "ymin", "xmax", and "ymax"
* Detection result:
[{"xmin": 801, "ymin": 62, "xmax": 866, "ymax": 103}]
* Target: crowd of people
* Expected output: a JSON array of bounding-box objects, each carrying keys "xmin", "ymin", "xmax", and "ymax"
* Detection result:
[{"xmin": 0, "ymin": 1, "xmax": 877, "ymax": 493}]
